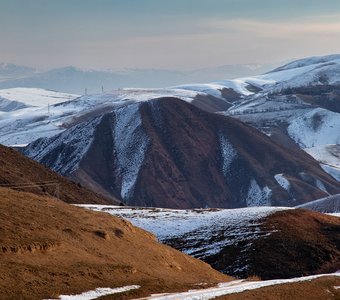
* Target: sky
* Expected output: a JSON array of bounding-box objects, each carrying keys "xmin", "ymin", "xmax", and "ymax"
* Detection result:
[{"xmin": 1, "ymin": 0, "xmax": 340, "ymax": 70}]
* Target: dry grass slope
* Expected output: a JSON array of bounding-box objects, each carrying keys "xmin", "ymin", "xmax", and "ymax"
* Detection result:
[
  {"xmin": 0, "ymin": 144, "xmax": 116, "ymax": 204},
  {"xmin": 0, "ymin": 188, "xmax": 229, "ymax": 299}
]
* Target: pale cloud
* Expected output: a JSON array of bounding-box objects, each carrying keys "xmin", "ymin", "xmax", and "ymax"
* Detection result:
[{"xmin": 206, "ymin": 18, "xmax": 340, "ymax": 38}]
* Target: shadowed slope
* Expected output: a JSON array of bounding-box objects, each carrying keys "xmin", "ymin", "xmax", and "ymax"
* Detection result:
[{"xmin": 0, "ymin": 144, "xmax": 117, "ymax": 204}]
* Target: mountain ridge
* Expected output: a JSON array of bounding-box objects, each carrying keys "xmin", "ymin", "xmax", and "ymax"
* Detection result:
[{"xmin": 23, "ymin": 97, "xmax": 340, "ymax": 208}]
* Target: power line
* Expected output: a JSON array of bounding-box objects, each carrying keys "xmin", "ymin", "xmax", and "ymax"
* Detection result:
[{"xmin": 0, "ymin": 181, "xmax": 61, "ymax": 200}]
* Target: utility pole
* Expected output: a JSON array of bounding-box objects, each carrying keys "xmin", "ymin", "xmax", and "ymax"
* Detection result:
[
  {"xmin": 47, "ymin": 103, "xmax": 50, "ymax": 115},
  {"xmin": 102, "ymin": 86, "xmax": 104, "ymax": 93},
  {"xmin": 85, "ymin": 88, "xmax": 88, "ymax": 95}
]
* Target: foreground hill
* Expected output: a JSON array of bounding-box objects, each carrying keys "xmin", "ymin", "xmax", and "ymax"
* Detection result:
[
  {"xmin": 23, "ymin": 97, "xmax": 340, "ymax": 208},
  {"xmin": 86, "ymin": 205, "xmax": 340, "ymax": 279},
  {"xmin": 0, "ymin": 144, "xmax": 116, "ymax": 204},
  {"xmin": 0, "ymin": 188, "xmax": 228, "ymax": 299}
]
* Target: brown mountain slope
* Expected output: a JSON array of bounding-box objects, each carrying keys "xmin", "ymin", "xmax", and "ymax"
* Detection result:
[
  {"xmin": 0, "ymin": 188, "xmax": 228, "ymax": 299},
  {"xmin": 205, "ymin": 209, "xmax": 340, "ymax": 279},
  {"xmin": 0, "ymin": 144, "xmax": 117, "ymax": 204},
  {"xmin": 250, "ymin": 210, "xmax": 340, "ymax": 279},
  {"xmin": 24, "ymin": 97, "xmax": 340, "ymax": 208}
]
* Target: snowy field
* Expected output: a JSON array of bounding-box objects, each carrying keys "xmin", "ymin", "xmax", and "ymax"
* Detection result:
[
  {"xmin": 0, "ymin": 88, "xmax": 79, "ymax": 107},
  {"xmin": 80, "ymin": 205, "xmax": 288, "ymax": 260}
]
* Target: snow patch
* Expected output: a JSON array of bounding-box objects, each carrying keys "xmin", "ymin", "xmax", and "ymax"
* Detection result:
[
  {"xmin": 321, "ymin": 164, "xmax": 340, "ymax": 182},
  {"xmin": 305, "ymin": 145, "xmax": 340, "ymax": 169},
  {"xmin": 274, "ymin": 174, "xmax": 291, "ymax": 191},
  {"xmin": 114, "ymin": 103, "xmax": 149, "ymax": 199},
  {"xmin": 246, "ymin": 179, "xmax": 272, "ymax": 206},
  {"xmin": 287, "ymin": 108, "xmax": 340, "ymax": 148},
  {"xmin": 219, "ymin": 134, "xmax": 237, "ymax": 176},
  {"xmin": 315, "ymin": 179, "xmax": 330, "ymax": 195},
  {"xmin": 47, "ymin": 285, "xmax": 140, "ymax": 300}
]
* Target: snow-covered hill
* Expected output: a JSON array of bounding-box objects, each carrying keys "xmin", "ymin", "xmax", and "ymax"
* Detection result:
[
  {"xmin": 82, "ymin": 205, "xmax": 286, "ymax": 260},
  {"xmin": 0, "ymin": 88, "xmax": 79, "ymax": 107},
  {"xmin": 213, "ymin": 55, "xmax": 340, "ymax": 181},
  {"xmin": 0, "ymin": 88, "xmax": 80, "ymax": 145},
  {"xmin": 81, "ymin": 205, "xmax": 340, "ymax": 279},
  {"xmin": 305, "ymin": 145, "xmax": 340, "ymax": 182},
  {"xmin": 296, "ymin": 194, "xmax": 340, "ymax": 213},
  {"xmin": 82, "ymin": 205, "xmax": 289, "ymax": 277},
  {"xmin": 0, "ymin": 88, "xmax": 207, "ymax": 146}
]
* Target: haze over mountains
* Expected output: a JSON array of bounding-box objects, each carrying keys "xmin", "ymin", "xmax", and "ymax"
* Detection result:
[{"xmin": 0, "ymin": 62, "xmax": 281, "ymax": 94}]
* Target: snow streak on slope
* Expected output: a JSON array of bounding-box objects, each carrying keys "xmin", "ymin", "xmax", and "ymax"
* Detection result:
[
  {"xmin": 27, "ymin": 117, "xmax": 102, "ymax": 175},
  {"xmin": 219, "ymin": 134, "xmax": 237, "ymax": 176},
  {"xmin": 306, "ymin": 145, "xmax": 340, "ymax": 168},
  {"xmin": 315, "ymin": 179, "xmax": 330, "ymax": 195},
  {"xmin": 246, "ymin": 179, "xmax": 272, "ymax": 206},
  {"xmin": 287, "ymin": 108, "xmax": 340, "ymax": 148},
  {"xmin": 114, "ymin": 104, "xmax": 150, "ymax": 199},
  {"xmin": 274, "ymin": 174, "xmax": 291, "ymax": 191},
  {"xmin": 321, "ymin": 164, "xmax": 340, "ymax": 182},
  {"xmin": 80, "ymin": 205, "xmax": 287, "ymax": 260}
]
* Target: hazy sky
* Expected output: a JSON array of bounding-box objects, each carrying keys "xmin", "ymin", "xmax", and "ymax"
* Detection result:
[{"xmin": 1, "ymin": 0, "xmax": 340, "ymax": 70}]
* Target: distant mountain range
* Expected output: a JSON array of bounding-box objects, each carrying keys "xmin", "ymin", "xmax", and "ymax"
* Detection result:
[
  {"xmin": 0, "ymin": 62, "xmax": 281, "ymax": 94},
  {"xmin": 0, "ymin": 63, "xmax": 36, "ymax": 80}
]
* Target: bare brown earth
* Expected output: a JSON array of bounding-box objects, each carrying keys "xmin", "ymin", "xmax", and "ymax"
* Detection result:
[
  {"xmin": 178, "ymin": 209, "xmax": 340, "ymax": 279},
  {"xmin": 0, "ymin": 188, "xmax": 229, "ymax": 299},
  {"xmin": 217, "ymin": 276, "xmax": 340, "ymax": 300},
  {"xmin": 234, "ymin": 210, "xmax": 340, "ymax": 279},
  {"xmin": 0, "ymin": 144, "xmax": 116, "ymax": 204}
]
